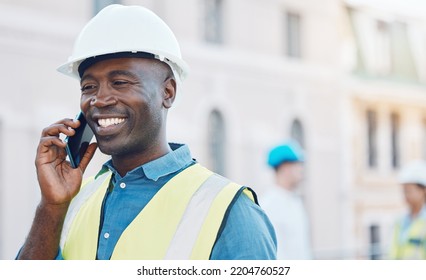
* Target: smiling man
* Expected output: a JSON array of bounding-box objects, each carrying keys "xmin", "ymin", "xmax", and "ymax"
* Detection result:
[{"xmin": 17, "ymin": 4, "xmax": 276, "ymax": 260}]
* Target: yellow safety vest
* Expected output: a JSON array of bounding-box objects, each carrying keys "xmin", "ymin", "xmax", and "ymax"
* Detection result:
[
  {"xmin": 390, "ymin": 216, "xmax": 426, "ymax": 260},
  {"xmin": 60, "ymin": 163, "xmax": 256, "ymax": 260}
]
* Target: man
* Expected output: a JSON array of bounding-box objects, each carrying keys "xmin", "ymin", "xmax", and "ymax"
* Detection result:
[
  {"xmin": 390, "ymin": 160, "xmax": 426, "ymax": 259},
  {"xmin": 17, "ymin": 4, "xmax": 276, "ymax": 260},
  {"xmin": 261, "ymin": 141, "xmax": 312, "ymax": 259}
]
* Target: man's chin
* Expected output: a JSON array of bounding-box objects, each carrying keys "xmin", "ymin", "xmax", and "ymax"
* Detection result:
[
  {"xmin": 97, "ymin": 142, "xmax": 135, "ymax": 158},
  {"xmin": 96, "ymin": 142, "xmax": 116, "ymax": 156}
]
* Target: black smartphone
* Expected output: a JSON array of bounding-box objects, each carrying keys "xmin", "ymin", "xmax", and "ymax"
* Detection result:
[{"xmin": 65, "ymin": 112, "xmax": 94, "ymax": 168}]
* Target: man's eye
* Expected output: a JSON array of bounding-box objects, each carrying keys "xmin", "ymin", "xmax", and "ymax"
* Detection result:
[
  {"xmin": 80, "ymin": 85, "xmax": 96, "ymax": 93},
  {"xmin": 113, "ymin": 80, "xmax": 129, "ymax": 86}
]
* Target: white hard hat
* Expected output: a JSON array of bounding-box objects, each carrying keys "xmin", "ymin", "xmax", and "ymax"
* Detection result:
[
  {"xmin": 398, "ymin": 160, "xmax": 426, "ymax": 187},
  {"xmin": 57, "ymin": 4, "xmax": 189, "ymax": 83}
]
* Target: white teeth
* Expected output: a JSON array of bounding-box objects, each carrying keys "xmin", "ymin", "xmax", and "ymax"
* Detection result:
[{"xmin": 98, "ymin": 118, "xmax": 125, "ymax": 128}]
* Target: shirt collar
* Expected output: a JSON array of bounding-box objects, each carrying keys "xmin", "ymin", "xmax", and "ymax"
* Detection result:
[
  {"xmin": 402, "ymin": 205, "xmax": 426, "ymax": 225},
  {"xmin": 96, "ymin": 143, "xmax": 193, "ymax": 181}
]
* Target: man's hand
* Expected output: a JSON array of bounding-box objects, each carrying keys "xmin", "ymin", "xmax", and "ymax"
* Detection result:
[
  {"xmin": 35, "ymin": 118, "xmax": 97, "ymax": 206},
  {"xmin": 18, "ymin": 118, "xmax": 98, "ymax": 259}
]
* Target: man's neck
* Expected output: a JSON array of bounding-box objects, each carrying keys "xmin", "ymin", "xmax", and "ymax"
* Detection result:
[
  {"xmin": 111, "ymin": 142, "xmax": 172, "ymax": 177},
  {"xmin": 410, "ymin": 204, "xmax": 424, "ymax": 218}
]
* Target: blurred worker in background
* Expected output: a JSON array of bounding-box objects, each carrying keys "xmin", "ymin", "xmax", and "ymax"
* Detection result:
[
  {"xmin": 260, "ymin": 140, "xmax": 312, "ymax": 259},
  {"xmin": 390, "ymin": 160, "xmax": 426, "ymax": 259}
]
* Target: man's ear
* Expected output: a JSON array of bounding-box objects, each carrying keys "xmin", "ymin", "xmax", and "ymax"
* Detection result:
[{"xmin": 162, "ymin": 77, "xmax": 177, "ymax": 109}]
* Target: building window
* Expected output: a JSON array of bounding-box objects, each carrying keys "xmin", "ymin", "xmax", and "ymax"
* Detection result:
[
  {"xmin": 93, "ymin": 0, "xmax": 121, "ymax": 15},
  {"xmin": 390, "ymin": 113, "xmax": 400, "ymax": 169},
  {"xmin": 290, "ymin": 118, "xmax": 305, "ymax": 148},
  {"xmin": 207, "ymin": 110, "xmax": 226, "ymax": 176},
  {"xmin": 375, "ymin": 20, "xmax": 392, "ymax": 76},
  {"xmin": 204, "ymin": 0, "xmax": 223, "ymax": 44},
  {"xmin": 351, "ymin": 13, "xmax": 417, "ymax": 80},
  {"xmin": 390, "ymin": 22, "xmax": 417, "ymax": 81},
  {"xmin": 367, "ymin": 110, "xmax": 378, "ymax": 168},
  {"xmin": 369, "ymin": 224, "xmax": 381, "ymax": 260},
  {"xmin": 285, "ymin": 12, "xmax": 302, "ymax": 58}
]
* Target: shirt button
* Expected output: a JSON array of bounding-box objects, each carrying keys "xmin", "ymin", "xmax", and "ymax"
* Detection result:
[
  {"xmin": 120, "ymin": 182, "xmax": 126, "ymax": 189},
  {"xmin": 104, "ymin": 232, "xmax": 110, "ymax": 239}
]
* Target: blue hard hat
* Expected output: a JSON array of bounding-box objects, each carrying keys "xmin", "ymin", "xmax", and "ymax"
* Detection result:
[{"xmin": 267, "ymin": 141, "xmax": 305, "ymax": 168}]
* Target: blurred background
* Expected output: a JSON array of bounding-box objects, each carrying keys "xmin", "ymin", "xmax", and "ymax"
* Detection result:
[{"xmin": 1, "ymin": 0, "xmax": 426, "ymax": 260}]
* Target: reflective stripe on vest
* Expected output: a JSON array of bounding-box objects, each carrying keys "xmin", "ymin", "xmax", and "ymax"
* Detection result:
[
  {"xmin": 61, "ymin": 171, "xmax": 112, "ymax": 259},
  {"xmin": 60, "ymin": 163, "xmax": 255, "ymax": 259},
  {"xmin": 60, "ymin": 172, "xmax": 112, "ymax": 252},
  {"xmin": 391, "ymin": 218, "xmax": 426, "ymax": 260}
]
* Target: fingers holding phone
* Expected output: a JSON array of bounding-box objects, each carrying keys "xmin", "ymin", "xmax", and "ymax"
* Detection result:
[
  {"xmin": 36, "ymin": 118, "xmax": 79, "ymax": 165},
  {"xmin": 35, "ymin": 114, "xmax": 97, "ymax": 205},
  {"xmin": 64, "ymin": 112, "xmax": 95, "ymax": 169}
]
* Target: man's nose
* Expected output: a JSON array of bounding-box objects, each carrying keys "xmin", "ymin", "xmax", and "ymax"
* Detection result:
[{"xmin": 90, "ymin": 84, "xmax": 117, "ymax": 107}]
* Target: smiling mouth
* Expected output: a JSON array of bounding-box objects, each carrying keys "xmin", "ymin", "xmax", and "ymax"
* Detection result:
[{"xmin": 97, "ymin": 118, "xmax": 126, "ymax": 128}]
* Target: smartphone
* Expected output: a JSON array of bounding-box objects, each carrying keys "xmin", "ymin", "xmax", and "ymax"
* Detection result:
[{"xmin": 65, "ymin": 112, "xmax": 94, "ymax": 168}]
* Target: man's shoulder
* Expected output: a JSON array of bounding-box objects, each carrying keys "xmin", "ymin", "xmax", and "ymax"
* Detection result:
[{"xmin": 211, "ymin": 185, "xmax": 277, "ymax": 259}]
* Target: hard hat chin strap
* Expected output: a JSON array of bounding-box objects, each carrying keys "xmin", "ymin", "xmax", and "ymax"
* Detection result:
[{"xmin": 78, "ymin": 51, "xmax": 156, "ymax": 78}]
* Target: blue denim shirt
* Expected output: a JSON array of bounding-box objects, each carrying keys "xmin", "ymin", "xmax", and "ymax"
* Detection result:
[{"xmin": 59, "ymin": 143, "xmax": 276, "ymax": 260}]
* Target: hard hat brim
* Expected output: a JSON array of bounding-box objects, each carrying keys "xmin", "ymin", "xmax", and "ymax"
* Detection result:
[{"xmin": 57, "ymin": 50, "xmax": 189, "ymax": 82}]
